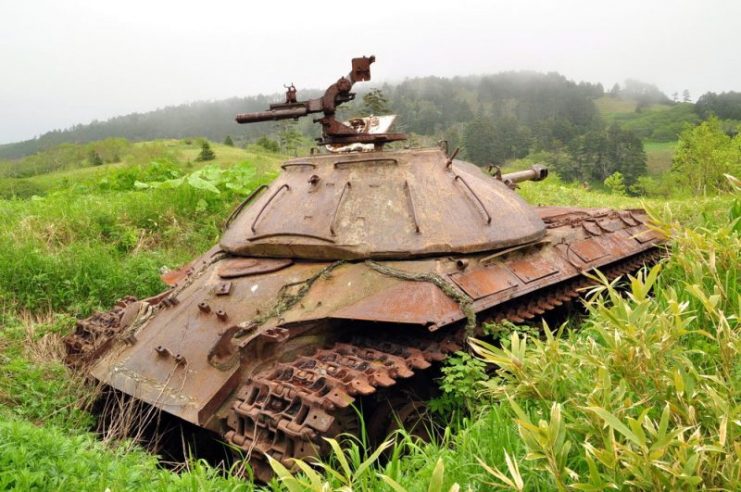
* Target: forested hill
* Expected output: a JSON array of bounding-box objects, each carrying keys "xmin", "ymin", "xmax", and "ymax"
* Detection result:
[
  {"xmin": 0, "ymin": 71, "xmax": 604, "ymax": 160},
  {"xmin": 0, "ymin": 93, "xmax": 317, "ymax": 160}
]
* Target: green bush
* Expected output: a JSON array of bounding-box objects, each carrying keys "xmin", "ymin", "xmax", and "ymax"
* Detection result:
[{"xmin": 0, "ymin": 160, "xmax": 275, "ymax": 314}]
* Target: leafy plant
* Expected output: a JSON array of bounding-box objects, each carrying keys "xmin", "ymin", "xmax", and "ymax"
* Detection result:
[
  {"xmin": 268, "ymin": 437, "xmax": 393, "ymax": 491},
  {"xmin": 134, "ymin": 161, "xmax": 267, "ymax": 196},
  {"xmin": 429, "ymin": 351, "xmax": 488, "ymax": 416}
]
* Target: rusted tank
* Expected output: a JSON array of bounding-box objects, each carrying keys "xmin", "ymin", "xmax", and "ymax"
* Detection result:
[{"xmin": 64, "ymin": 57, "xmax": 665, "ymax": 481}]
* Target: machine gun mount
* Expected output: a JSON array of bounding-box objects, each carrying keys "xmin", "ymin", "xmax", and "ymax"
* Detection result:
[{"xmin": 235, "ymin": 56, "xmax": 406, "ymax": 148}]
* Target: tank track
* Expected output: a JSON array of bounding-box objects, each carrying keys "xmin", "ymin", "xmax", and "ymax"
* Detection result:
[
  {"xmin": 225, "ymin": 248, "xmax": 664, "ymax": 480},
  {"xmin": 225, "ymin": 336, "xmax": 459, "ymax": 480},
  {"xmin": 63, "ymin": 296, "xmax": 138, "ymax": 368}
]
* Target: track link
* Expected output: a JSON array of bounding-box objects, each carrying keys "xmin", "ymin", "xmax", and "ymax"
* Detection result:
[
  {"xmin": 225, "ymin": 248, "xmax": 664, "ymax": 480},
  {"xmin": 63, "ymin": 296, "xmax": 138, "ymax": 368},
  {"xmin": 225, "ymin": 336, "xmax": 459, "ymax": 480}
]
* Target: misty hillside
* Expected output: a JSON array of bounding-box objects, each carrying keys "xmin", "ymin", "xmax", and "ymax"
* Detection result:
[
  {"xmin": 0, "ymin": 71, "xmax": 609, "ymax": 160},
  {"xmin": 4, "ymin": 71, "xmax": 739, "ymax": 190}
]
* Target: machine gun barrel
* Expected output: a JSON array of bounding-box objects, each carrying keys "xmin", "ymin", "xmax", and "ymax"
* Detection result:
[
  {"xmin": 235, "ymin": 106, "xmax": 309, "ymax": 124},
  {"xmin": 234, "ymin": 56, "xmax": 406, "ymax": 147},
  {"xmin": 501, "ymin": 164, "xmax": 549, "ymax": 186}
]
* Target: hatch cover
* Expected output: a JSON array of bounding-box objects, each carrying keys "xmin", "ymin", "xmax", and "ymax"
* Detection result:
[
  {"xmin": 571, "ymin": 239, "xmax": 608, "ymax": 263},
  {"xmin": 508, "ymin": 258, "xmax": 558, "ymax": 284},
  {"xmin": 449, "ymin": 265, "xmax": 518, "ymax": 300}
]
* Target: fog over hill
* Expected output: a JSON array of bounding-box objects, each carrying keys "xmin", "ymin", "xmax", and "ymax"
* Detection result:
[{"xmin": 0, "ymin": 70, "xmax": 606, "ymax": 159}]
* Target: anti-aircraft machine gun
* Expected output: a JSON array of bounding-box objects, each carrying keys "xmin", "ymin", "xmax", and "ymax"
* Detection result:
[{"xmin": 235, "ymin": 55, "xmax": 406, "ymax": 149}]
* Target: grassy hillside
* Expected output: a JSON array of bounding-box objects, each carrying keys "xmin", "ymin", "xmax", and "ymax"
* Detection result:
[
  {"xmin": 0, "ymin": 139, "xmax": 279, "ymax": 199},
  {"xmin": 596, "ymin": 96, "xmax": 699, "ymax": 142},
  {"xmin": 0, "ymin": 71, "xmax": 604, "ymax": 162},
  {"xmin": 644, "ymin": 140, "xmax": 677, "ymax": 174},
  {"xmin": 594, "ymin": 95, "xmax": 639, "ymax": 115},
  {"xmin": 0, "ymin": 142, "xmax": 738, "ymax": 490}
]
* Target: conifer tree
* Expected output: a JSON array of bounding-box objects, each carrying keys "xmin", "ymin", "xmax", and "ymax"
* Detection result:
[
  {"xmin": 88, "ymin": 150, "xmax": 103, "ymax": 166},
  {"xmin": 196, "ymin": 141, "xmax": 216, "ymax": 161},
  {"xmin": 361, "ymin": 88, "xmax": 391, "ymax": 116}
]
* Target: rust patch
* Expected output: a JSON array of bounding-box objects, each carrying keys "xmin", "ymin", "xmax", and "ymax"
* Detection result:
[{"xmin": 161, "ymin": 263, "xmax": 194, "ymax": 286}]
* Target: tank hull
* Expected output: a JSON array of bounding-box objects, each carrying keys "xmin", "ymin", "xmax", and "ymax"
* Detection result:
[{"xmin": 65, "ymin": 205, "xmax": 663, "ymax": 479}]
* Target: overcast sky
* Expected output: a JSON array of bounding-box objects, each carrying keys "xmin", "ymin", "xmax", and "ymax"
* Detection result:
[{"xmin": 0, "ymin": 0, "xmax": 738, "ymax": 144}]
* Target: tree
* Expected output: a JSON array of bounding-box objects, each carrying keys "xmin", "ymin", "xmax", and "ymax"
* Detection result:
[
  {"xmin": 695, "ymin": 91, "xmax": 741, "ymax": 120},
  {"xmin": 672, "ymin": 92, "xmax": 679, "ymax": 103},
  {"xmin": 491, "ymin": 116, "xmax": 530, "ymax": 162},
  {"xmin": 682, "ymin": 89, "xmax": 691, "ymax": 103},
  {"xmin": 672, "ymin": 116, "xmax": 741, "ymax": 194},
  {"xmin": 223, "ymin": 135, "xmax": 234, "ymax": 146},
  {"xmin": 196, "ymin": 141, "xmax": 215, "ymax": 161},
  {"xmin": 255, "ymin": 136, "xmax": 279, "ymax": 153},
  {"xmin": 622, "ymin": 79, "xmax": 671, "ymax": 105},
  {"xmin": 604, "ymin": 124, "xmax": 647, "ymax": 184},
  {"xmin": 277, "ymin": 121, "xmax": 304, "ymax": 156},
  {"xmin": 609, "ymin": 83, "xmax": 621, "ymax": 97},
  {"xmin": 462, "ymin": 114, "xmax": 497, "ymax": 165},
  {"xmin": 361, "ymin": 88, "xmax": 391, "ymax": 116},
  {"xmin": 562, "ymin": 124, "xmax": 646, "ymax": 185}
]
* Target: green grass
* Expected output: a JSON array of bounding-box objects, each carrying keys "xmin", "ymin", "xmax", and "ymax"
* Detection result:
[
  {"xmin": 0, "ymin": 138, "xmax": 737, "ymax": 491},
  {"xmin": 594, "ymin": 97, "xmax": 699, "ymax": 142},
  {"xmin": 644, "ymin": 140, "xmax": 677, "ymax": 174},
  {"xmin": 610, "ymin": 103, "xmax": 699, "ymax": 141},
  {"xmin": 0, "ymin": 417, "xmax": 257, "ymax": 491},
  {"xmin": 517, "ymin": 172, "xmax": 732, "ymax": 224},
  {"xmin": 0, "ymin": 140, "xmax": 283, "ymax": 314},
  {"xmin": 0, "ymin": 139, "xmax": 279, "ymax": 199},
  {"xmin": 594, "ymin": 96, "xmax": 638, "ymax": 115}
]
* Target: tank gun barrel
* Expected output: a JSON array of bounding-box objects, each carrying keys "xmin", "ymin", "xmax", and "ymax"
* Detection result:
[{"xmin": 500, "ymin": 164, "xmax": 549, "ymax": 187}]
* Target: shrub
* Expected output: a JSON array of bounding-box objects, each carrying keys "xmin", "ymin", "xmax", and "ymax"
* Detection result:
[{"xmin": 604, "ymin": 171, "xmax": 627, "ymax": 195}]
